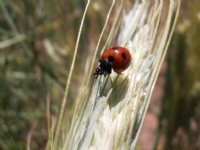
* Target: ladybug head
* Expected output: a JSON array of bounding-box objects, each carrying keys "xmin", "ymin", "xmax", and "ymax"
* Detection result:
[
  {"xmin": 93, "ymin": 59, "xmax": 112, "ymax": 78},
  {"xmin": 95, "ymin": 66, "xmax": 104, "ymax": 75}
]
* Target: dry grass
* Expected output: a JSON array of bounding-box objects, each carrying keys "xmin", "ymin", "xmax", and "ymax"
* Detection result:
[{"xmin": 49, "ymin": 0, "xmax": 180, "ymax": 149}]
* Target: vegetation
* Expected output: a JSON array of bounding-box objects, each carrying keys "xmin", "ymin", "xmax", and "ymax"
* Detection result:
[{"xmin": 0, "ymin": 0, "xmax": 199, "ymax": 150}]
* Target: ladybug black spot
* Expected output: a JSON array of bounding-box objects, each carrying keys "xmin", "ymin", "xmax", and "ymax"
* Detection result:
[
  {"xmin": 108, "ymin": 56, "xmax": 115, "ymax": 62},
  {"xmin": 121, "ymin": 66, "xmax": 125, "ymax": 69},
  {"xmin": 112, "ymin": 47, "xmax": 118, "ymax": 50},
  {"xmin": 122, "ymin": 53, "xmax": 126, "ymax": 60}
]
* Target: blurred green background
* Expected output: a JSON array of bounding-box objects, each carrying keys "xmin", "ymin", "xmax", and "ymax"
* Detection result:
[
  {"xmin": 0, "ymin": 0, "xmax": 200, "ymax": 150},
  {"xmin": 0, "ymin": 0, "xmax": 105, "ymax": 149}
]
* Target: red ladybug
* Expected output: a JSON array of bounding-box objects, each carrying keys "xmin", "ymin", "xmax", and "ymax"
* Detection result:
[{"xmin": 94, "ymin": 46, "xmax": 131, "ymax": 77}]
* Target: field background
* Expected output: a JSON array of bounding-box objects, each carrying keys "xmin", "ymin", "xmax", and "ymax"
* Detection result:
[{"xmin": 1, "ymin": 0, "xmax": 200, "ymax": 150}]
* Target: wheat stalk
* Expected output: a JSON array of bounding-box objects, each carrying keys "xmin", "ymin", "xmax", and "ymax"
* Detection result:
[{"xmin": 51, "ymin": 0, "xmax": 181, "ymax": 149}]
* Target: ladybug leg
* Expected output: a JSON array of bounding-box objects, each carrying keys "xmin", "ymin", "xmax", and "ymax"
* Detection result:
[{"xmin": 93, "ymin": 72, "xmax": 98, "ymax": 78}]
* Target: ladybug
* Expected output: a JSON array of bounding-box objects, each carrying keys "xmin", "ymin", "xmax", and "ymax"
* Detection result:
[{"xmin": 94, "ymin": 46, "xmax": 131, "ymax": 77}]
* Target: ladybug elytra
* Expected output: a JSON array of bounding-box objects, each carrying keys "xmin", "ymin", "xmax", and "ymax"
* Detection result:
[{"xmin": 94, "ymin": 46, "xmax": 131, "ymax": 77}]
